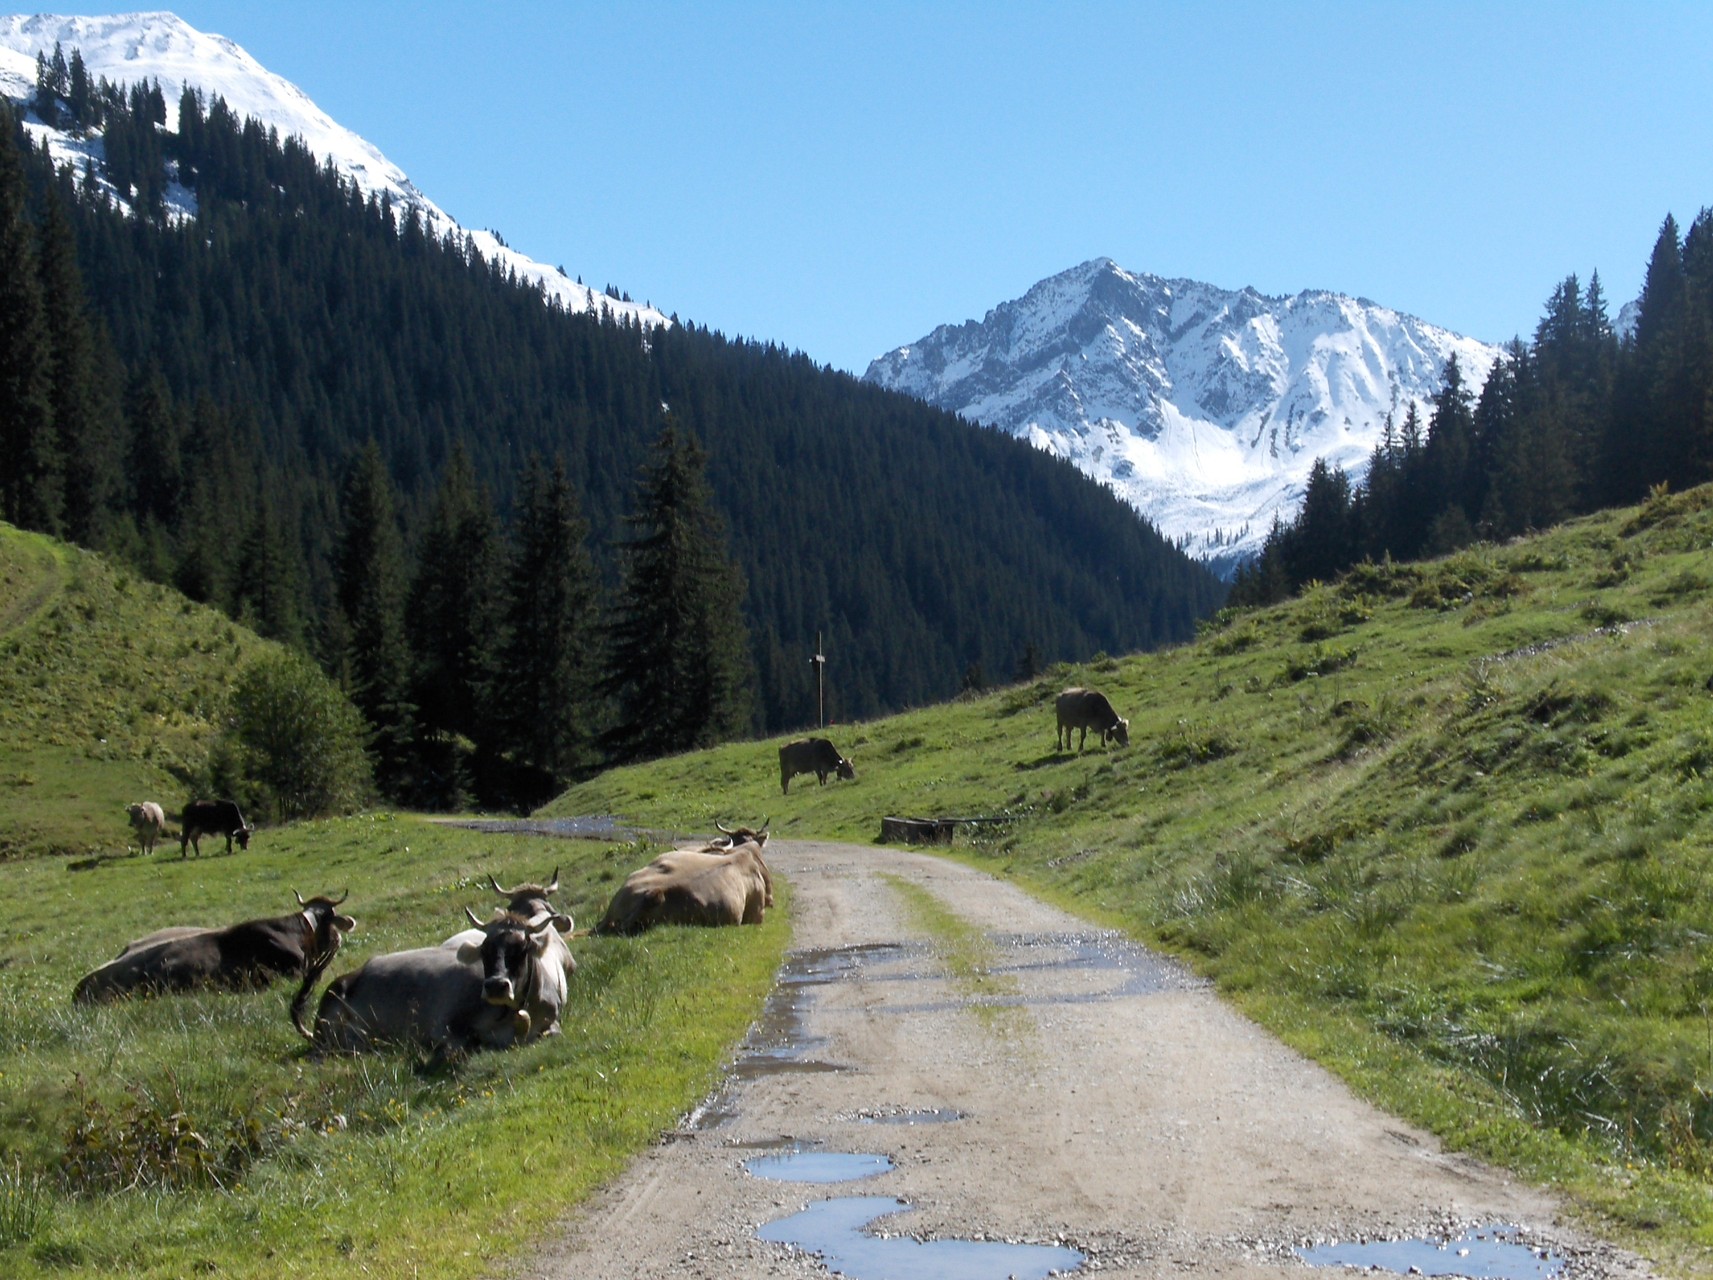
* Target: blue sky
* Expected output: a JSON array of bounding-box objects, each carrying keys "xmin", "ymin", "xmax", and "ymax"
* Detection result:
[{"xmin": 166, "ymin": 2, "xmax": 1713, "ymax": 374}]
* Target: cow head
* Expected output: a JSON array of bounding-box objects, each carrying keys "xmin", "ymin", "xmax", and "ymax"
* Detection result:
[
  {"xmin": 715, "ymin": 818, "xmax": 770, "ymax": 848},
  {"xmin": 1107, "ymin": 717, "xmax": 1130, "ymax": 748},
  {"xmin": 233, "ymin": 823, "xmax": 254, "ymax": 850},
  {"xmin": 836, "ymin": 757, "xmax": 856, "ymax": 782},
  {"xmin": 295, "ymin": 890, "xmax": 358, "ymax": 964},
  {"xmin": 459, "ymin": 908, "xmax": 568, "ymax": 1010},
  {"xmin": 484, "ymin": 869, "xmax": 565, "ymax": 929}
]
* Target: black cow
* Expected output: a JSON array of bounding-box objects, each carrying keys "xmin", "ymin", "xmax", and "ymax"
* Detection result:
[
  {"xmin": 180, "ymin": 798, "xmax": 254, "ymax": 857},
  {"xmin": 73, "ymin": 892, "xmax": 357, "ymax": 1027},
  {"xmin": 778, "ymin": 737, "xmax": 856, "ymax": 794}
]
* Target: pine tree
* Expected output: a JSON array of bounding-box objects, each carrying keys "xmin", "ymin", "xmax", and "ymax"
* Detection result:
[
  {"xmin": 603, "ymin": 419, "xmax": 754, "ymax": 762},
  {"xmin": 493, "ymin": 453, "xmax": 601, "ymax": 784},
  {"xmin": 334, "ymin": 440, "xmax": 416, "ymax": 799},
  {"xmin": 0, "ymin": 102, "xmax": 59, "ymax": 532},
  {"xmin": 409, "ymin": 443, "xmax": 501, "ymax": 749}
]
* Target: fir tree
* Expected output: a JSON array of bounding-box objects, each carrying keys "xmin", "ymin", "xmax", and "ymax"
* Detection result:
[
  {"xmin": 493, "ymin": 453, "xmax": 601, "ymax": 785},
  {"xmin": 0, "ymin": 102, "xmax": 58, "ymax": 533},
  {"xmin": 334, "ymin": 440, "xmax": 416, "ymax": 799},
  {"xmin": 603, "ymin": 419, "xmax": 754, "ymax": 762}
]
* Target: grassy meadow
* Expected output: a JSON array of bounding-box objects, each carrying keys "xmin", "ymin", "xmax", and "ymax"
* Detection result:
[{"xmin": 547, "ymin": 484, "xmax": 1713, "ymax": 1272}]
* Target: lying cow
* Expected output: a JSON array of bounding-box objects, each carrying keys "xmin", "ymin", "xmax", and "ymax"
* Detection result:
[
  {"xmin": 1055, "ymin": 686, "xmax": 1130, "ymax": 751},
  {"xmin": 596, "ymin": 821, "xmax": 773, "ymax": 935},
  {"xmin": 778, "ymin": 737, "xmax": 856, "ymax": 794},
  {"xmin": 179, "ymin": 798, "xmax": 254, "ymax": 857},
  {"xmin": 73, "ymin": 892, "xmax": 357, "ymax": 1011},
  {"xmin": 440, "ymin": 870, "xmax": 576, "ymax": 1038},
  {"xmin": 307, "ymin": 910, "xmax": 566, "ymax": 1057},
  {"xmin": 125, "ymin": 801, "xmax": 166, "ymax": 855}
]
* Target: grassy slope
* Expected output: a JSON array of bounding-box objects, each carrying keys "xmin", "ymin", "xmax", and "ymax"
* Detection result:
[
  {"xmin": 0, "ymin": 523, "xmax": 789, "ymax": 1277},
  {"xmin": 0, "ymin": 522, "xmax": 275, "ymax": 860},
  {"xmin": 548, "ymin": 484, "xmax": 1713, "ymax": 1272}
]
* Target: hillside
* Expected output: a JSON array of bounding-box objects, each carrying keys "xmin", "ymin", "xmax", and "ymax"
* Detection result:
[
  {"xmin": 547, "ymin": 483, "xmax": 1713, "ymax": 1262},
  {"xmin": 0, "ymin": 521, "xmax": 285, "ymax": 859}
]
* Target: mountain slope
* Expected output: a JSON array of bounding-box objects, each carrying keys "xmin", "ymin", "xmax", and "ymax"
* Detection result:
[
  {"xmin": 0, "ymin": 11, "xmax": 666, "ymax": 328},
  {"xmin": 867, "ymin": 257, "xmax": 1504, "ymax": 575}
]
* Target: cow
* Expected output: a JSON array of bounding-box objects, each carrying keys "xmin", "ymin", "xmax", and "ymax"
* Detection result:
[
  {"xmin": 778, "ymin": 737, "xmax": 856, "ymax": 794},
  {"xmin": 179, "ymin": 798, "xmax": 254, "ymax": 858},
  {"xmin": 1055, "ymin": 687, "xmax": 1130, "ymax": 751},
  {"xmin": 125, "ymin": 801, "xmax": 166, "ymax": 855},
  {"xmin": 439, "ymin": 870, "xmax": 577, "ymax": 1038},
  {"xmin": 306, "ymin": 910, "xmax": 566, "ymax": 1057},
  {"xmin": 72, "ymin": 893, "xmax": 357, "ymax": 1021},
  {"xmin": 596, "ymin": 821, "xmax": 773, "ymax": 935}
]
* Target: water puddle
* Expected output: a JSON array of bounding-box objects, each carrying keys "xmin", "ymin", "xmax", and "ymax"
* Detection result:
[
  {"xmin": 443, "ymin": 815, "xmax": 635, "ymax": 840},
  {"xmin": 746, "ymin": 1151, "xmax": 894, "ymax": 1183},
  {"xmin": 854, "ymin": 1107, "xmax": 965, "ymax": 1126},
  {"xmin": 759, "ymin": 1196, "xmax": 1086, "ymax": 1280},
  {"xmin": 685, "ymin": 945, "xmax": 907, "ymax": 1130},
  {"xmin": 1297, "ymin": 1225, "xmax": 1562, "ymax": 1278}
]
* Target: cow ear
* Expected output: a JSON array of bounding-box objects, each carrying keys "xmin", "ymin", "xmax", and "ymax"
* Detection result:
[
  {"xmin": 529, "ymin": 924, "xmax": 557, "ymax": 953},
  {"xmin": 335, "ymin": 914, "xmax": 357, "ymax": 933},
  {"xmin": 549, "ymin": 912, "xmax": 573, "ymax": 934},
  {"xmin": 457, "ymin": 940, "xmax": 482, "ymax": 964}
]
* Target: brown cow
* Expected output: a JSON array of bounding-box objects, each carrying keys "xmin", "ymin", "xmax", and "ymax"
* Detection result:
[
  {"xmin": 73, "ymin": 893, "xmax": 357, "ymax": 1022},
  {"xmin": 596, "ymin": 822, "xmax": 773, "ymax": 935},
  {"xmin": 1055, "ymin": 687, "xmax": 1130, "ymax": 751}
]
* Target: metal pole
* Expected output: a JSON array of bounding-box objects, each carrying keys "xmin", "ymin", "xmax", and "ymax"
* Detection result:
[{"xmin": 811, "ymin": 631, "xmax": 826, "ymax": 729}]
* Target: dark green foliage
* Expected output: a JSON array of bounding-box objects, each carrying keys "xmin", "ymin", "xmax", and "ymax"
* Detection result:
[
  {"xmin": 493, "ymin": 453, "xmax": 602, "ymax": 785},
  {"xmin": 0, "ymin": 101, "xmax": 58, "ymax": 533},
  {"xmin": 603, "ymin": 421, "xmax": 754, "ymax": 762},
  {"xmin": 227, "ymin": 648, "xmax": 372, "ymax": 821}
]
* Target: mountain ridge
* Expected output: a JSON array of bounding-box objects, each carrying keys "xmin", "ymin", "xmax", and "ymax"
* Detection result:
[{"xmin": 866, "ymin": 256, "xmax": 1504, "ymax": 575}]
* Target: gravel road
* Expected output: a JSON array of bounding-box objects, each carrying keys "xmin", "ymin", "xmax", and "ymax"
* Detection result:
[{"xmin": 515, "ymin": 839, "xmax": 1660, "ymax": 1280}]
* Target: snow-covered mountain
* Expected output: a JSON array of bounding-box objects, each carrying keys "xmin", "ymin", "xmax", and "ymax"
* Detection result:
[
  {"xmin": 0, "ymin": 11, "xmax": 667, "ymax": 329},
  {"xmin": 866, "ymin": 258, "xmax": 1503, "ymax": 576}
]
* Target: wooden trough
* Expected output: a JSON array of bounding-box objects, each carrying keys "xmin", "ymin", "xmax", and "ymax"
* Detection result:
[{"xmin": 879, "ymin": 815, "xmax": 1010, "ymax": 845}]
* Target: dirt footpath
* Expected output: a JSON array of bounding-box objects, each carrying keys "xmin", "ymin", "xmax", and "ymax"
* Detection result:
[{"xmin": 517, "ymin": 840, "xmax": 1659, "ymax": 1279}]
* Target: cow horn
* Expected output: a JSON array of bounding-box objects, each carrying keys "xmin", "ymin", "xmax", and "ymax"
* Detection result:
[
  {"xmin": 545, "ymin": 868, "xmax": 559, "ymax": 894},
  {"xmin": 294, "ymin": 889, "xmax": 307, "ymax": 906},
  {"xmin": 485, "ymin": 874, "xmax": 511, "ymax": 896},
  {"xmin": 715, "ymin": 820, "xmax": 733, "ymax": 834},
  {"xmin": 759, "ymin": 817, "xmax": 770, "ymax": 833},
  {"xmin": 464, "ymin": 905, "xmax": 485, "ymax": 928}
]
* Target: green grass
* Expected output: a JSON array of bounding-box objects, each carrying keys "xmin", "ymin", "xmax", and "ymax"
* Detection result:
[
  {"xmin": 883, "ymin": 873, "xmax": 1026, "ymax": 1038},
  {"xmin": 0, "ymin": 814, "xmax": 787, "ymax": 1277},
  {"xmin": 548, "ymin": 484, "xmax": 1713, "ymax": 1274},
  {"xmin": 0, "ymin": 523, "xmax": 279, "ymax": 860}
]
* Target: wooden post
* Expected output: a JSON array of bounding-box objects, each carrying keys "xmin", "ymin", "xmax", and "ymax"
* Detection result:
[{"xmin": 810, "ymin": 631, "xmax": 826, "ymax": 729}]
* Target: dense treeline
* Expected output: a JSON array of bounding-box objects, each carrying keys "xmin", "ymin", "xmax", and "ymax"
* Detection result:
[
  {"xmin": 0, "ymin": 75, "xmax": 1221, "ymax": 808},
  {"xmin": 1233, "ymin": 212, "xmax": 1713, "ymax": 604}
]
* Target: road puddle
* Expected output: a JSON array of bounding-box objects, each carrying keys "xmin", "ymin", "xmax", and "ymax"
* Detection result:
[
  {"xmin": 759, "ymin": 1196, "xmax": 1086, "ymax": 1280},
  {"xmin": 1297, "ymin": 1225, "xmax": 1562, "ymax": 1278},
  {"xmin": 854, "ymin": 1106, "xmax": 965, "ymax": 1125},
  {"xmin": 746, "ymin": 1150, "xmax": 894, "ymax": 1183}
]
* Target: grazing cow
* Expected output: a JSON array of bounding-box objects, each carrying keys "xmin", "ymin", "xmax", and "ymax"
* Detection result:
[
  {"xmin": 778, "ymin": 737, "xmax": 856, "ymax": 794},
  {"xmin": 72, "ymin": 893, "xmax": 357, "ymax": 1018},
  {"xmin": 179, "ymin": 798, "xmax": 254, "ymax": 857},
  {"xmin": 307, "ymin": 911, "xmax": 565, "ymax": 1057},
  {"xmin": 1055, "ymin": 687, "xmax": 1130, "ymax": 752},
  {"xmin": 125, "ymin": 801, "xmax": 166, "ymax": 855},
  {"xmin": 596, "ymin": 821, "xmax": 773, "ymax": 935}
]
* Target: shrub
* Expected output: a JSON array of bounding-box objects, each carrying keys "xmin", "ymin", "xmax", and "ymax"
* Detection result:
[{"xmin": 228, "ymin": 650, "xmax": 373, "ymax": 821}]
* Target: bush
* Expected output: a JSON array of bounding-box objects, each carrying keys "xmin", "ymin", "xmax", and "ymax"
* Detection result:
[{"xmin": 227, "ymin": 651, "xmax": 373, "ymax": 821}]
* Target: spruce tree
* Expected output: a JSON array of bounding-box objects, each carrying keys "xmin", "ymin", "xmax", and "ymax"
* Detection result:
[
  {"xmin": 334, "ymin": 440, "xmax": 416, "ymax": 800},
  {"xmin": 603, "ymin": 419, "xmax": 754, "ymax": 762},
  {"xmin": 0, "ymin": 102, "xmax": 59, "ymax": 532},
  {"xmin": 493, "ymin": 453, "xmax": 601, "ymax": 785},
  {"xmin": 409, "ymin": 443, "xmax": 501, "ymax": 750}
]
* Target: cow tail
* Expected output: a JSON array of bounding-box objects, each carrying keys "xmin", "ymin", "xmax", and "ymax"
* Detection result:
[{"xmin": 289, "ymin": 947, "xmax": 339, "ymax": 1041}]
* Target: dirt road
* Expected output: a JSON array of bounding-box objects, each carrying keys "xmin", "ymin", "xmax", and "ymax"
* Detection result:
[{"xmin": 519, "ymin": 840, "xmax": 1658, "ymax": 1279}]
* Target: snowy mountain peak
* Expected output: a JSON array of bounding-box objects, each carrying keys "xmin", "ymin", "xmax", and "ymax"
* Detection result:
[
  {"xmin": 866, "ymin": 258, "xmax": 1501, "ymax": 575},
  {"xmin": 0, "ymin": 11, "xmax": 667, "ymax": 329}
]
